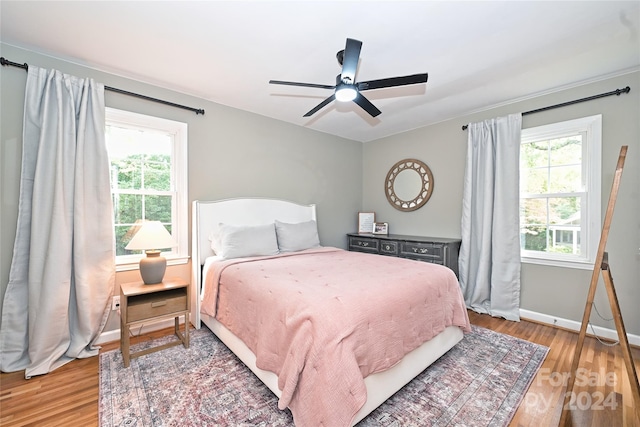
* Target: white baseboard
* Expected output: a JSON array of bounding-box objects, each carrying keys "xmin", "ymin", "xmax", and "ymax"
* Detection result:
[
  {"xmin": 520, "ymin": 308, "xmax": 640, "ymax": 347},
  {"xmin": 95, "ymin": 318, "xmax": 179, "ymax": 346}
]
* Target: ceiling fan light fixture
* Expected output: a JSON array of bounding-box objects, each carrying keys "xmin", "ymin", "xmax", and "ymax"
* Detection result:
[
  {"xmin": 335, "ymin": 85, "xmax": 357, "ymax": 102},
  {"xmin": 269, "ymin": 38, "xmax": 428, "ymax": 118}
]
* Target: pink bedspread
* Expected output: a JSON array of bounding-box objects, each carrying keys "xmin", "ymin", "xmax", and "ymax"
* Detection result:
[{"xmin": 201, "ymin": 247, "xmax": 470, "ymax": 426}]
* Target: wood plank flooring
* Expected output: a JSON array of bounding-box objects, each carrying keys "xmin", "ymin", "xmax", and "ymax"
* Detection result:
[{"xmin": 1, "ymin": 311, "xmax": 638, "ymax": 426}]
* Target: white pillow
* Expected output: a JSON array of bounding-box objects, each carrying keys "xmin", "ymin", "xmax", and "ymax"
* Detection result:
[
  {"xmin": 275, "ymin": 219, "xmax": 320, "ymax": 252},
  {"xmin": 209, "ymin": 227, "xmax": 222, "ymax": 254},
  {"xmin": 217, "ymin": 223, "xmax": 279, "ymax": 260}
]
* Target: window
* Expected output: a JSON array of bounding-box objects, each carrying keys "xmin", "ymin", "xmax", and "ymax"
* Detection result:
[
  {"xmin": 105, "ymin": 108, "xmax": 188, "ymax": 269},
  {"xmin": 520, "ymin": 115, "xmax": 601, "ymax": 269}
]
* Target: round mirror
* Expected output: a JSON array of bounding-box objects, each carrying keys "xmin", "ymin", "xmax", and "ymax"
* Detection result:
[
  {"xmin": 393, "ymin": 169, "xmax": 422, "ymax": 201},
  {"xmin": 385, "ymin": 158, "xmax": 434, "ymax": 212}
]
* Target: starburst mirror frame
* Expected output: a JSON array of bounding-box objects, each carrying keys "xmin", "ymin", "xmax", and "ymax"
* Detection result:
[{"xmin": 385, "ymin": 158, "xmax": 434, "ymax": 212}]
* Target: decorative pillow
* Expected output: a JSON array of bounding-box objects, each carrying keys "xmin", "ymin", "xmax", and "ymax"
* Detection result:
[
  {"xmin": 217, "ymin": 223, "xmax": 279, "ymax": 260},
  {"xmin": 275, "ymin": 219, "xmax": 320, "ymax": 252}
]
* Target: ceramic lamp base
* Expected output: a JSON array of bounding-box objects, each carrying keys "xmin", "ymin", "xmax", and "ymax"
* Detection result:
[{"xmin": 139, "ymin": 250, "xmax": 167, "ymax": 284}]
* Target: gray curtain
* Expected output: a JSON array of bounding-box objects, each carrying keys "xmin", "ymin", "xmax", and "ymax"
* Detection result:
[
  {"xmin": 0, "ymin": 66, "xmax": 115, "ymax": 377},
  {"xmin": 458, "ymin": 113, "xmax": 522, "ymax": 321}
]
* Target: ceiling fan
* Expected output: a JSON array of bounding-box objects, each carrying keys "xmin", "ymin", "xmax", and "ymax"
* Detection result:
[{"xmin": 269, "ymin": 38, "xmax": 428, "ymax": 118}]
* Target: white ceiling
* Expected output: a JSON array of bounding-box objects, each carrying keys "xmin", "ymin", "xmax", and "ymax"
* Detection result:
[{"xmin": 1, "ymin": 1, "xmax": 639, "ymax": 142}]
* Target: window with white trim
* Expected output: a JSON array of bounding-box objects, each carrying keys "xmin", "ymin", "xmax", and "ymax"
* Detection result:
[
  {"xmin": 105, "ymin": 108, "xmax": 188, "ymax": 269},
  {"xmin": 520, "ymin": 115, "xmax": 601, "ymax": 269}
]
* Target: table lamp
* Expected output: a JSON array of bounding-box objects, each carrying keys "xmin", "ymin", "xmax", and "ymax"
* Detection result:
[{"xmin": 125, "ymin": 221, "xmax": 177, "ymax": 284}]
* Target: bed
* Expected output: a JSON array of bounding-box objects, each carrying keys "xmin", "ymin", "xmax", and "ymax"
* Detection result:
[{"xmin": 191, "ymin": 198, "xmax": 470, "ymax": 426}]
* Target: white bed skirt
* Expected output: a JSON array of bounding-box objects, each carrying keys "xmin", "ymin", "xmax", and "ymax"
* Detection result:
[{"xmin": 201, "ymin": 313, "xmax": 463, "ymax": 425}]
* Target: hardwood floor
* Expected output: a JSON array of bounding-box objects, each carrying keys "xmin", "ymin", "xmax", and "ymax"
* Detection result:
[
  {"xmin": 469, "ymin": 312, "xmax": 639, "ymax": 427},
  {"xmin": 1, "ymin": 312, "xmax": 638, "ymax": 427}
]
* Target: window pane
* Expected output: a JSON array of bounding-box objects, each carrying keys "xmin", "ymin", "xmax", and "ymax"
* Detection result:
[
  {"xmin": 549, "ymin": 165, "xmax": 581, "ymax": 192},
  {"xmin": 520, "ymin": 225, "xmax": 548, "ymax": 252},
  {"xmin": 521, "ymin": 142, "xmax": 549, "ymax": 168},
  {"xmin": 549, "ymin": 136, "xmax": 581, "ymax": 166},
  {"xmin": 549, "ymin": 197, "xmax": 580, "ymax": 225},
  {"xmin": 115, "ymin": 224, "xmax": 140, "ymax": 256},
  {"xmin": 520, "ymin": 197, "xmax": 549, "ymax": 252},
  {"xmin": 144, "ymin": 195, "xmax": 173, "ymax": 223},
  {"xmin": 106, "ymin": 125, "xmax": 172, "ymax": 157},
  {"xmin": 520, "ymin": 196, "xmax": 583, "ymax": 256},
  {"xmin": 111, "ymin": 155, "xmax": 142, "ymax": 190},
  {"xmin": 521, "ymin": 167, "xmax": 548, "ymax": 194},
  {"xmin": 113, "ymin": 193, "xmax": 142, "ymax": 225},
  {"xmin": 520, "ymin": 197, "xmax": 547, "ymax": 227},
  {"xmin": 548, "ymin": 227, "xmax": 580, "ymax": 254},
  {"xmin": 106, "ymin": 124, "xmax": 172, "ymax": 191},
  {"xmin": 143, "ymin": 155, "xmax": 171, "ymax": 191}
]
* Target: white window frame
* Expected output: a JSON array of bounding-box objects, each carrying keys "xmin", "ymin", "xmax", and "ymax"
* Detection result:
[
  {"xmin": 106, "ymin": 108, "xmax": 189, "ymax": 271},
  {"xmin": 520, "ymin": 115, "xmax": 601, "ymax": 270}
]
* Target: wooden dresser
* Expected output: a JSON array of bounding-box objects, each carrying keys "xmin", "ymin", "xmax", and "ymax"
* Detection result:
[{"xmin": 347, "ymin": 233, "xmax": 462, "ymax": 277}]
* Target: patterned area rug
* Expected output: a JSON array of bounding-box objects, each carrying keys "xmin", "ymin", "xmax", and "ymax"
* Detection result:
[{"xmin": 99, "ymin": 325, "xmax": 548, "ymax": 426}]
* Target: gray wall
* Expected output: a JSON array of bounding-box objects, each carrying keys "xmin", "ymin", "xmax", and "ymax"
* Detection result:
[
  {"xmin": 0, "ymin": 44, "xmax": 363, "ymax": 333},
  {"xmin": 2, "ymin": 42, "xmax": 638, "ymax": 338},
  {"xmin": 363, "ymin": 71, "xmax": 640, "ymax": 335}
]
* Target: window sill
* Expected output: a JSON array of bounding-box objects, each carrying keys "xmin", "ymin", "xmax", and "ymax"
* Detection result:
[
  {"xmin": 521, "ymin": 256, "xmax": 594, "ymax": 270},
  {"xmin": 115, "ymin": 256, "xmax": 190, "ymax": 272}
]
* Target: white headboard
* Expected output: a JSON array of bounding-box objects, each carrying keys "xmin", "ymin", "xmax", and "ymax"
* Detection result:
[{"xmin": 190, "ymin": 198, "xmax": 317, "ymax": 328}]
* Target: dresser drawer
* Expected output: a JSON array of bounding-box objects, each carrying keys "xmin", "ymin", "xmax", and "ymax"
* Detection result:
[
  {"xmin": 347, "ymin": 233, "xmax": 461, "ymax": 278},
  {"xmin": 400, "ymin": 241, "xmax": 444, "ymax": 261},
  {"xmin": 127, "ymin": 288, "xmax": 188, "ymax": 323},
  {"xmin": 349, "ymin": 236, "xmax": 379, "ymax": 253},
  {"xmin": 379, "ymin": 240, "xmax": 399, "ymax": 256}
]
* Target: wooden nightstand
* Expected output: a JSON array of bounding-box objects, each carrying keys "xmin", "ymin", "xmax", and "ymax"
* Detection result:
[{"xmin": 120, "ymin": 277, "xmax": 190, "ymax": 367}]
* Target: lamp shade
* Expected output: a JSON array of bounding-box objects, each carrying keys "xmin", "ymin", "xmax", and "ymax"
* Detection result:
[
  {"xmin": 125, "ymin": 221, "xmax": 177, "ymax": 284},
  {"xmin": 125, "ymin": 221, "xmax": 177, "ymax": 251}
]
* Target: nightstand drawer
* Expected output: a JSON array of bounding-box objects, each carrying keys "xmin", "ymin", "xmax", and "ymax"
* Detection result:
[
  {"xmin": 349, "ymin": 236, "xmax": 379, "ymax": 253},
  {"xmin": 127, "ymin": 288, "xmax": 187, "ymax": 322},
  {"xmin": 400, "ymin": 241, "xmax": 444, "ymax": 261}
]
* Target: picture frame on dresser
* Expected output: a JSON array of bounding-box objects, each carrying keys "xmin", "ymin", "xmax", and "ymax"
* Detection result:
[
  {"xmin": 358, "ymin": 212, "xmax": 375, "ymax": 233},
  {"xmin": 373, "ymin": 222, "xmax": 389, "ymax": 234}
]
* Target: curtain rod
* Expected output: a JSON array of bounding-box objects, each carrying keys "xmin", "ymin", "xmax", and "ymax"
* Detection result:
[
  {"xmin": 0, "ymin": 57, "xmax": 205, "ymax": 115},
  {"xmin": 461, "ymin": 86, "xmax": 630, "ymax": 130}
]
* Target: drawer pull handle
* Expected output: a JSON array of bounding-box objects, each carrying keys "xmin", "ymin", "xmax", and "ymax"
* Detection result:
[
  {"xmin": 151, "ymin": 301, "xmax": 167, "ymax": 308},
  {"xmin": 359, "ymin": 242, "xmax": 369, "ymax": 247},
  {"xmin": 413, "ymin": 248, "xmax": 429, "ymax": 254}
]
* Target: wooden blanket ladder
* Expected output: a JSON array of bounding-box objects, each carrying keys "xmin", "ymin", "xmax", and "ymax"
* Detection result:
[{"xmin": 558, "ymin": 145, "xmax": 639, "ymax": 426}]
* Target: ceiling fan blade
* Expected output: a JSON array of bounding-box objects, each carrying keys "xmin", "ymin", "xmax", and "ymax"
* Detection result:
[
  {"xmin": 353, "ymin": 93, "xmax": 381, "ymax": 117},
  {"xmin": 357, "ymin": 73, "xmax": 428, "ymax": 91},
  {"xmin": 269, "ymin": 80, "xmax": 335, "ymax": 90},
  {"xmin": 303, "ymin": 94, "xmax": 336, "ymax": 117},
  {"xmin": 340, "ymin": 38, "xmax": 362, "ymax": 83}
]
